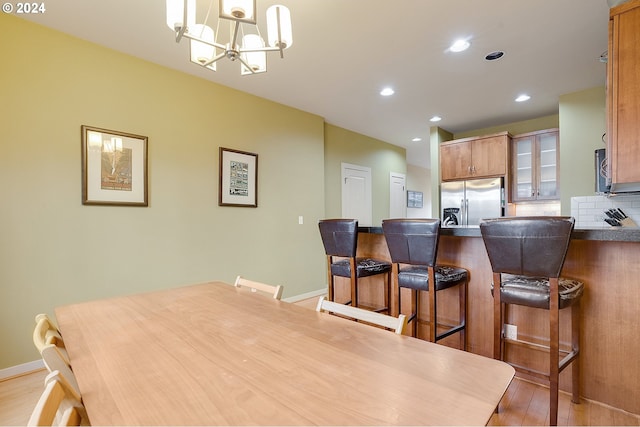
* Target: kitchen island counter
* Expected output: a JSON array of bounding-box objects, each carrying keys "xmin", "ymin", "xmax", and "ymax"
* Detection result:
[
  {"xmin": 346, "ymin": 223, "xmax": 640, "ymax": 415},
  {"xmin": 358, "ymin": 225, "xmax": 640, "ymax": 242}
]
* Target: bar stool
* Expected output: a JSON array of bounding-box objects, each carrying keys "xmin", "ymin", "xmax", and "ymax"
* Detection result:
[
  {"xmin": 382, "ymin": 218, "xmax": 468, "ymax": 347},
  {"xmin": 479, "ymin": 216, "xmax": 584, "ymax": 426},
  {"xmin": 318, "ymin": 219, "xmax": 391, "ymax": 312}
]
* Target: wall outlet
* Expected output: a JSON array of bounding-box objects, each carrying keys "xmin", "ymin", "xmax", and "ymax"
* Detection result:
[{"xmin": 504, "ymin": 324, "xmax": 517, "ymax": 340}]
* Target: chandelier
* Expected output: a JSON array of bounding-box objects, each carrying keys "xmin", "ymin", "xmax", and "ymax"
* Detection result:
[{"xmin": 165, "ymin": 0, "xmax": 293, "ymax": 75}]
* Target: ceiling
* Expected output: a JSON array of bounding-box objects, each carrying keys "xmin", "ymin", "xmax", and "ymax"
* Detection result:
[{"xmin": 19, "ymin": 0, "xmax": 610, "ymax": 168}]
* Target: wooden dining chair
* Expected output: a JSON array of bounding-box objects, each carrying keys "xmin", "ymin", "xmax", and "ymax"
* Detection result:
[
  {"xmin": 234, "ymin": 275, "xmax": 284, "ymax": 300},
  {"xmin": 40, "ymin": 344, "xmax": 82, "ymax": 397},
  {"xmin": 33, "ymin": 314, "xmax": 69, "ymax": 365},
  {"xmin": 28, "ymin": 370, "xmax": 85, "ymax": 426},
  {"xmin": 315, "ymin": 296, "xmax": 407, "ymax": 335}
]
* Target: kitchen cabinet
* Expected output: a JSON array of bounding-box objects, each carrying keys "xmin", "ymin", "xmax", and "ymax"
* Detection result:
[
  {"xmin": 511, "ymin": 128, "xmax": 559, "ymax": 201},
  {"xmin": 440, "ymin": 132, "xmax": 510, "ymax": 181},
  {"xmin": 607, "ymin": 0, "xmax": 640, "ymax": 191}
]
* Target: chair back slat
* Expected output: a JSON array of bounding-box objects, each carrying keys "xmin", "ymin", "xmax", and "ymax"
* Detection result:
[
  {"xmin": 234, "ymin": 276, "xmax": 283, "ymax": 300},
  {"xmin": 316, "ymin": 296, "xmax": 407, "ymax": 335},
  {"xmin": 28, "ymin": 370, "xmax": 84, "ymax": 426}
]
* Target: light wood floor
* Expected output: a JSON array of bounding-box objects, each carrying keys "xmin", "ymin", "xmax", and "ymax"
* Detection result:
[{"xmin": 3, "ymin": 297, "xmax": 639, "ymax": 426}]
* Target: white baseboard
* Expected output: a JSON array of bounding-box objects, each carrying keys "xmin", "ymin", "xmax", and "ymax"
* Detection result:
[
  {"xmin": 283, "ymin": 287, "xmax": 327, "ymax": 303},
  {"xmin": 0, "ymin": 359, "xmax": 45, "ymax": 381}
]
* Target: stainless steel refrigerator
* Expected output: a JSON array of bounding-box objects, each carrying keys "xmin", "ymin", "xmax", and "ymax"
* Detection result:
[{"xmin": 440, "ymin": 177, "xmax": 504, "ymax": 226}]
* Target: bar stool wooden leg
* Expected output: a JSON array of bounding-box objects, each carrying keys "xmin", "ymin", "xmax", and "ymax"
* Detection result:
[
  {"xmin": 571, "ymin": 301, "xmax": 581, "ymax": 404},
  {"xmin": 349, "ymin": 258, "xmax": 358, "ymax": 307},
  {"xmin": 411, "ymin": 289, "xmax": 418, "ymax": 337},
  {"xmin": 391, "ymin": 264, "xmax": 400, "ymax": 318},
  {"xmin": 459, "ymin": 280, "xmax": 467, "ymax": 351},
  {"xmin": 327, "ymin": 255, "xmax": 335, "ymax": 302},
  {"xmin": 549, "ymin": 278, "xmax": 560, "ymax": 426},
  {"xmin": 492, "ymin": 273, "xmax": 503, "ymax": 361}
]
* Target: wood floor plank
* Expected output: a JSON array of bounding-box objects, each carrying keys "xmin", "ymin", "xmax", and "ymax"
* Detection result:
[{"xmin": 0, "ymin": 369, "xmax": 47, "ymax": 426}]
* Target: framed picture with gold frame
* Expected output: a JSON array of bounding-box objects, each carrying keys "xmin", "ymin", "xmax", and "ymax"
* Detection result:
[
  {"xmin": 81, "ymin": 125, "xmax": 148, "ymax": 206},
  {"xmin": 219, "ymin": 147, "xmax": 258, "ymax": 207}
]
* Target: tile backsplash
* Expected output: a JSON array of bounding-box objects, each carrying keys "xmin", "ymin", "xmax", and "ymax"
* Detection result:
[{"xmin": 571, "ymin": 194, "xmax": 640, "ymax": 229}]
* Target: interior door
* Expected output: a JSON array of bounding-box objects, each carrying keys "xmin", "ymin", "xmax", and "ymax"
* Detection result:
[
  {"xmin": 341, "ymin": 163, "xmax": 372, "ymax": 226},
  {"xmin": 389, "ymin": 172, "xmax": 406, "ymax": 218}
]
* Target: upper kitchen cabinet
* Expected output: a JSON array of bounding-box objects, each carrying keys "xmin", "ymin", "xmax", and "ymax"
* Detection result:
[
  {"xmin": 440, "ymin": 132, "xmax": 510, "ymax": 181},
  {"xmin": 607, "ymin": 0, "xmax": 640, "ymax": 191},
  {"xmin": 511, "ymin": 129, "xmax": 559, "ymax": 202}
]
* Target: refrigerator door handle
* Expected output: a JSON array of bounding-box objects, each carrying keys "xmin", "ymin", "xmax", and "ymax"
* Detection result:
[{"xmin": 464, "ymin": 198, "xmax": 469, "ymax": 225}]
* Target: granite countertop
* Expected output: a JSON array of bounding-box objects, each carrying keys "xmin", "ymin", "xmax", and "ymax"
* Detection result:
[{"xmin": 359, "ymin": 226, "xmax": 640, "ymax": 242}]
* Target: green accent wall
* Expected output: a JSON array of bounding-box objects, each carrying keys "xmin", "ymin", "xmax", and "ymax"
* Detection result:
[
  {"xmin": 559, "ymin": 87, "xmax": 607, "ymax": 214},
  {"xmin": 0, "ymin": 14, "xmax": 330, "ymax": 369}
]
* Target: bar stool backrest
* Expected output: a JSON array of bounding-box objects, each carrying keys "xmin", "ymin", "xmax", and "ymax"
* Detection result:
[
  {"xmin": 382, "ymin": 219, "xmax": 440, "ymax": 267},
  {"xmin": 480, "ymin": 216, "xmax": 575, "ymax": 278},
  {"xmin": 318, "ymin": 219, "xmax": 358, "ymax": 257}
]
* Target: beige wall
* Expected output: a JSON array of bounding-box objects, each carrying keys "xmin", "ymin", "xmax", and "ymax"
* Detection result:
[
  {"xmin": 323, "ymin": 124, "xmax": 406, "ymax": 224},
  {"xmin": 0, "ymin": 14, "xmax": 329, "ymax": 369},
  {"xmin": 559, "ymin": 86, "xmax": 606, "ymax": 214}
]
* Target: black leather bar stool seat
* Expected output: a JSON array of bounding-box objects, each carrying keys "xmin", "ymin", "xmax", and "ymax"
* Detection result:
[
  {"xmin": 382, "ymin": 218, "xmax": 468, "ymax": 347},
  {"xmin": 480, "ymin": 216, "xmax": 584, "ymax": 426},
  {"xmin": 496, "ymin": 274, "xmax": 584, "ymax": 309},
  {"xmin": 318, "ymin": 219, "xmax": 391, "ymax": 312}
]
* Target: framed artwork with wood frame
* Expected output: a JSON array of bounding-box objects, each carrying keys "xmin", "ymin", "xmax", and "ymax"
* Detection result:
[
  {"xmin": 81, "ymin": 125, "xmax": 148, "ymax": 206},
  {"xmin": 219, "ymin": 147, "xmax": 258, "ymax": 207}
]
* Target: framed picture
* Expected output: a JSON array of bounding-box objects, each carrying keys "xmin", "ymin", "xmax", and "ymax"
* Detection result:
[
  {"xmin": 81, "ymin": 125, "xmax": 148, "ymax": 206},
  {"xmin": 219, "ymin": 147, "xmax": 258, "ymax": 207},
  {"xmin": 407, "ymin": 190, "xmax": 423, "ymax": 208}
]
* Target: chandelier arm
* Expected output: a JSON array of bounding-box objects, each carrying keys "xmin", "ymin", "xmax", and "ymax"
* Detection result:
[
  {"xmin": 236, "ymin": 56, "xmax": 258, "ymax": 74},
  {"xmin": 202, "ymin": 52, "xmax": 227, "ymax": 67},
  {"xmin": 230, "ymin": 21, "xmax": 241, "ymax": 50},
  {"xmin": 182, "ymin": 32, "xmax": 226, "ymax": 50},
  {"xmin": 238, "ymin": 46, "xmax": 281, "ymax": 54}
]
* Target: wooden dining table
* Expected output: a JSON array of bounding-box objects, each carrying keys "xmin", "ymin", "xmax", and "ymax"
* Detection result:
[{"xmin": 55, "ymin": 281, "xmax": 515, "ymax": 426}]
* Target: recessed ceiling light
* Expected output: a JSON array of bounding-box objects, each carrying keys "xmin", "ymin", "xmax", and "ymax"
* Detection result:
[
  {"xmin": 515, "ymin": 94, "xmax": 531, "ymax": 102},
  {"xmin": 449, "ymin": 39, "xmax": 470, "ymax": 53},
  {"xmin": 412, "ymin": 137, "xmax": 422, "ymax": 142},
  {"xmin": 380, "ymin": 87, "xmax": 395, "ymax": 96},
  {"xmin": 430, "ymin": 116, "xmax": 442, "ymax": 122},
  {"xmin": 485, "ymin": 51, "xmax": 505, "ymax": 61}
]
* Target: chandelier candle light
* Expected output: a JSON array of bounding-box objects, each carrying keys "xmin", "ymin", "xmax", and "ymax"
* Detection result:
[{"xmin": 166, "ymin": 0, "xmax": 293, "ymax": 75}]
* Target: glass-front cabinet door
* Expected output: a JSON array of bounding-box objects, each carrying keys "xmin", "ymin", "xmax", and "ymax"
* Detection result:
[
  {"xmin": 511, "ymin": 129, "xmax": 559, "ymax": 202},
  {"xmin": 514, "ymin": 137, "xmax": 534, "ymax": 200},
  {"xmin": 537, "ymin": 132, "xmax": 558, "ymax": 199}
]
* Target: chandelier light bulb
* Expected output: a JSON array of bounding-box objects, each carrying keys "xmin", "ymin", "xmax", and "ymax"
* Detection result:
[
  {"xmin": 165, "ymin": 0, "xmax": 195, "ymax": 31},
  {"xmin": 190, "ymin": 24, "xmax": 215, "ymax": 65},
  {"xmin": 267, "ymin": 5, "xmax": 293, "ymax": 49}
]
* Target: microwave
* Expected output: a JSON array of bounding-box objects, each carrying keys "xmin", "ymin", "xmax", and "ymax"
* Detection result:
[{"xmin": 595, "ymin": 148, "xmax": 611, "ymax": 194}]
